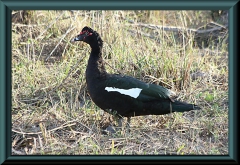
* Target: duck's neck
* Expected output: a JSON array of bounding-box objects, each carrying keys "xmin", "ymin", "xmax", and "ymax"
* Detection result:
[{"xmin": 86, "ymin": 46, "xmax": 107, "ymax": 82}]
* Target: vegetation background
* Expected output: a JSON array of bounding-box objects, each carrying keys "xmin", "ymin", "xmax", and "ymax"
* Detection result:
[{"xmin": 12, "ymin": 10, "xmax": 228, "ymax": 155}]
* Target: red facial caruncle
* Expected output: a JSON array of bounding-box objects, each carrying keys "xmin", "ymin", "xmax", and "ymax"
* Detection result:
[{"xmin": 80, "ymin": 30, "xmax": 93, "ymax": 40}]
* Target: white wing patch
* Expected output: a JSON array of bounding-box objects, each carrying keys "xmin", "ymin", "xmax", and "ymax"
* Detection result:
[{"xmin": 105, "ymin": 87, "xmax": 142, "ymax": 98}]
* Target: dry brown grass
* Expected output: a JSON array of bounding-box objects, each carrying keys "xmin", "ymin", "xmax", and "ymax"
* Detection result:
[{"xmin": 12, "ymin": 10, "xmax": 228, "ymax": 155}]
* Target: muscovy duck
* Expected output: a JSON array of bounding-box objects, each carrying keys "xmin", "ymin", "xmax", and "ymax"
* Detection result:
[{"xmin": 72, "ymin": 26, "xmax": 201, "ymax": 132}]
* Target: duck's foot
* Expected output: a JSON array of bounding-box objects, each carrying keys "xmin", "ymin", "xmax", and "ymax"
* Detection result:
[
  {"xmin": 102, "ymin": 117, "xmax": 131, "ymax": 135},
  {"xmin": 102, "ymin": 125, "xmax": 117, "ymax": 134},
  {"xmin": 102, "ymin": 125, "xmax": 124, "ymax": 135}
]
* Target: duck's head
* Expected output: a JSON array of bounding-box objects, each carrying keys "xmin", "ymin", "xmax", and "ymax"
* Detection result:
[{"xmin": 71, "ymin": 26, "xmax": 103, "ymax": 45}]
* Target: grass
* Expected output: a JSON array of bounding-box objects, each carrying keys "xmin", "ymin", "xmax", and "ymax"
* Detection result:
[{"xmin": 11, "ymin": 10, "xmax": 228, "ymax": 155}]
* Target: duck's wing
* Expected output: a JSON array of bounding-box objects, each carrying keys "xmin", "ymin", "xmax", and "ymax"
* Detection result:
[{"xmin": 105, "ymin": 74, "xmax": 175, "ymax": 102}]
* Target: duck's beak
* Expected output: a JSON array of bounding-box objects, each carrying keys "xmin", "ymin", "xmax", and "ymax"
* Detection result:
[{"xmin": 71, "ymin": 33, "xmax": 88, "ymax": 42}]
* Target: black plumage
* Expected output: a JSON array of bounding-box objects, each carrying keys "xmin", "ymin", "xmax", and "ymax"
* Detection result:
[{"xmin": 72, "ymin": 26, "xmax": 200, "ymax": 131}]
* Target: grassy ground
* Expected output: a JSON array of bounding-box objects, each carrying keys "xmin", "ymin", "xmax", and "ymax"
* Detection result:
[{"xmin": 11, "ymin": 10, "xmax": 228, "ymax": 155}]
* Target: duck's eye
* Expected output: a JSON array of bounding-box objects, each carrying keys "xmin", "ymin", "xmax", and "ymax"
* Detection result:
[
  {"xmin": 85, "ymin": 31, "xmax": 92, "ymax": 36},
  {"xmin": 80, "ymin": 30, "xmax": 92, "ymax": 36},
  {"xmin": 80, "ymin": 30, "xmax": 87, "ymax": 35}
]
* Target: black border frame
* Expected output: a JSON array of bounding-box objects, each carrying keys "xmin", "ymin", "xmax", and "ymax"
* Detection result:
[{"xmin": 0, "ymin": 0, "xmax": 238, "ymax": 164}]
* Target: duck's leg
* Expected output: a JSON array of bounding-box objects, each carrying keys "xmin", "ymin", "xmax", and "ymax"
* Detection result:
[
  {"xmin": 103, "ymin": 115, "xmax": 120, "ymax": 134},
  {"xmin": 117, "ymin": 117, "xmax": 131, "ymax": 133},
  {"xmin": 126, "ymin": 117, "xmax": 131, "ymax": 133},
  {"xmin": 117, "ymin": 117, "xmax": 123, "ymax": 129}
]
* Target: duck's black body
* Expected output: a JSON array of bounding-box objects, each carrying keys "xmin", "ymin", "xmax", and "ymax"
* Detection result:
[{"xmin": 72, "ymin": 26, "xmax": 200, "ymax": 123}]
